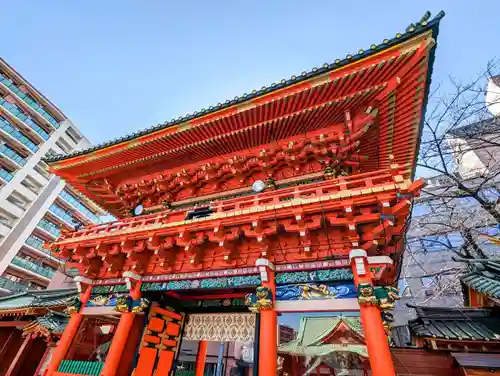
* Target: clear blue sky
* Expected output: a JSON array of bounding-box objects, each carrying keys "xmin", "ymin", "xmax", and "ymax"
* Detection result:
[{"xmin": 2, "ymin": 1, "xmax": 499, "ymax": 147}]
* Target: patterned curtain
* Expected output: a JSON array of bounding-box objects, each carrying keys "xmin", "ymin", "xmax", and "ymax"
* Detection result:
[{"xmin": 183, "ymin": 313, "xmax": 256, "ymax": 342}]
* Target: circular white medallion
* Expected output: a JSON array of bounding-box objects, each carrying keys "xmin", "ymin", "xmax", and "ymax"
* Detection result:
[
  {"xmin": 133, "ymin": 205, "xmax": 144, "ymax": 216},
  {"xmin": 252, "ymin": 180, "xmax": 265, "ymax": 192}
]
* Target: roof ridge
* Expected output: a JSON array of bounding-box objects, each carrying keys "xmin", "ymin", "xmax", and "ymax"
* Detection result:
[
  {"xmin": 0, "ymin": 292, "xmax": 27, "ymax": 301},
  {"xmin": 46, "ymin": 309, "xmax": 71, "ymax": 318},
  {"xmin": 407, "ymin": 304, "xmax": 493, "ymax": 312},
  {"xmin": 44, "ymin": 10, "xmax": 445, "ymax": 164}
]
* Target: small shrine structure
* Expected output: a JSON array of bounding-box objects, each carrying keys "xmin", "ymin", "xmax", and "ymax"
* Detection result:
[
  {"xmin": 389, "ymin": 258, "xmax": 500, "ymax": 375},
  {"xmin": 40, "ymin": 11, "xmax": 444, "ymax": 376},
  {"xmin": 278, "ymin": 316, "xmax": 369, "ymax": 375},
  {"xmin": 461, "ymin": 258, "xmax": 500, "ymax": 308},
  {"xmin": 0, "ymin": 289, "xmax": 76, "ymax": 376},
  {"xmin": 408, "ymin": 258, "xmax": 500, "ymax": 375}
]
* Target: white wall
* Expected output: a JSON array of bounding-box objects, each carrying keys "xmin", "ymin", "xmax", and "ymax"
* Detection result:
[
  {"xmin": 447, "ymin": 136, "xmax": 487, "ymax": 178},
  {"xmin": 486, "ymin": 78, "xmax": 500, "ymax": 117}
]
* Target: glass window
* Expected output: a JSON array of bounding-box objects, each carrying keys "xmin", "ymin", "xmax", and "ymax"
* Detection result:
[
  {"xmin": 397, "ymin": 278, "xmax": 412, "ymax": 297},
  {"xmin": 480, "ymin": 187, "xmax": 499, "ymax": 202},
  {"xmin": 26, "ymin": 234, "xmax": 46, "ymax": 250},
  {"xmin": 0, "ymin": 115, "xmax": 38, "ymax": 152},
  {"xmin": 412, "ymin": 204, "xmax": 431, "ymax": 217},
  {"xmin": 0, "ymin": 143, "xmax": 27, "ymax": 166},
  {"xmin": 0, "ymin": 97, "xmax": 50, "ymax": 139},
  {"xmin": 446, "ymin": 232, "xmax": 464, "ymax": 248},
  {"xmin": 478, "ymin": 226, "xmax": 499, "ymax": 237},
  {"xmin": 38, "ymin": 218, "xmax": 61, "ymax": 237},
  {"xmin": 60, "ymin": 190, "xmax": 101, "ymax": 223},
  {"xmin": 0, "ymin": 168, "xmax": 14, "ymax": 182},
  {"xmin": 420, "ymin": 235, "xmax": 450, "ymax": 252},
  {"xmin": 49, "ymin": 204, "xmax": 75, "ymax": 224},
  {"xmin": 406, "ymin": 238, "xmax": 422, "ymax": 253},
  {"xmin": 421, "ymin": 276, "xmax": 437, "ymax": 288},
  {"xmin": 456, "ymin": 196, "xmax": 474, "ymax": 207},
  {"xmin": 0, "ymin": 76, "xmax": 59, "ymax": 127}
]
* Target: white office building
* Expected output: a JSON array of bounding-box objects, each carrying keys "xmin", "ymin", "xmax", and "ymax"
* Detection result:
[{"xmin": 0, "ymin": 58, "xmax": 105, "ymax": 295}]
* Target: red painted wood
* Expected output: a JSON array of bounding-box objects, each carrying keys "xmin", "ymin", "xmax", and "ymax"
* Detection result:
[
  {"xmin": 19, "ymin": 337, "xmax": 47, "ymax": 376},
  {"xmin": 5, "ymin": 335, "xmax": 33, "ymax": 376},
  {"xmin": 156, "ymin": 350, "xmax": 175, "ymax": 375},
  {"xmin": 132, "ymin": 304, "xmax": 184, "ymax": 376},
  {"xmin": 0, "ymin": 330, "xmax": 23, "ymax": 376},
  {"xmin": 133, "ymin": 347, "xmax": 157, "ymax": 376},
  {"xmin": 391, "ymin": 348, "xmax": 457, "ymax": 376},
  {"xmin": 0, "ymin": 328, "xmax": 17, "ymax": 359},
  {"xmin": 117, "ymin": 314, "xmax": 145, "ymax": 376},
  {"xmin": 0, "ymin": 322, "xmax": 31, "ymax": 327},
  {"xmin": 48, "ymin": 35, "xmax": 429, "ymax": 220},
  {"xmin": 53, "ymin": 167, "xmax": 415, "ymax": 283},
  {"xmin": 151, "ymin": 306, "xmax": 182, "ymax": 321}
]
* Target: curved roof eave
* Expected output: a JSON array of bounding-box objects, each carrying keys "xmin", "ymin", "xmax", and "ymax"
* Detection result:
[{"xmin": 44, "ymin": 11, "xmax": 445, "ymax": 165}]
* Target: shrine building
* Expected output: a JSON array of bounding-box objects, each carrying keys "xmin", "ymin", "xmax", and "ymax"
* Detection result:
[{"xmin": 40, "ymin": 11, "xmax": 444, "ymax": 376}]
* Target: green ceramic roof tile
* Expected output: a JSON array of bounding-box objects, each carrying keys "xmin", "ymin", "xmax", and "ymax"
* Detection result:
[
  {"xmin": 34, "ymin": 311, "xmax": 70, "ymax": 333},
  {"xmin": 279, "ymin": 315, "xmax": 364, "ymax": 356},
  {"xmin": 408, "ymin": 305, "xmax": 500, "ymax": 342},
  {"xmin": 462, "ymin": 273, "xmax": 500, "ymax": 299},
  {"xmin": 461, "ymin": 259, "xmax": 500, "ymax": 299},
  {"xmin": 297, "ymin": 316, "xmax": 363, "ymax": 346},
  {"xmin": 0, "ymin": 295, "xmax": 34, "ymax": 310},
  {"xmin": 279, "ymin": 342, "xmax": 368, "ymax": 358},
  {"xmin": 0, "ymin": 288, "xmax": 77, "ymax": 312},
  {"xmin": 44, "ymin": 11, "xmax": 445, "ymax": 163},
  {"xmin": 299, "ymin": 317, "xmax": 340, "ymax": 346}
]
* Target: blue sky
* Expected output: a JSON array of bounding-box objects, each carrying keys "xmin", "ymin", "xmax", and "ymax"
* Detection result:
[{"xmin": 2, "ymin": 1, "xmax": 499, "ymax": 147}]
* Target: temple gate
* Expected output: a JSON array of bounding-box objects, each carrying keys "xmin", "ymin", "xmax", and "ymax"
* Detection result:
[{"xmin": 41, "ymin": 10, "xmax": 444, "ymax": 376}]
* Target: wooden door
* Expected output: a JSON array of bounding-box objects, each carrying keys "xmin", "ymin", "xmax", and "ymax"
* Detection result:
[{"xmin": 132, "ymin": 304, "xmax": 185, "ymax": 376}]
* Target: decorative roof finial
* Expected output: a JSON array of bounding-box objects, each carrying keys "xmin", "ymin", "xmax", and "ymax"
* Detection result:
[{"xmin": 420, "ymin": 11, "xmax": 432, "ymax": 24}]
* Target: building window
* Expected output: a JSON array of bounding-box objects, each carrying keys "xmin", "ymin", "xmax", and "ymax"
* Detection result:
[
  {"xmin": 420, "ymin": 276, "xmax": 436, "ymax": 287},
  {"xmin": 420, "ymin": 235, "xmax": 451, "ymax": 252},
  {"xmin": 64, "ymin": 128, "xmax": 81, "ymax": 144},
  {"xmin": 480, "ymin": 187, "xmax": 499, "ymax": 202},
  {"xmin": 455, "ymin": 196, "xmax": 475, "ymax": 207},
  {"xmin": 478, "ymin": 226, "xmax": 499, "ymax": 236},
  {"xmin": 421, "ymin": 276, "xmax": 438, "ymax": 296},
  {"xmin": 446, "ymin": 232, "xmax": 464, "ymax": 248},
  {"xmin": 397, "ymin": 278, "xmax": 412, "ymax": 297},
  {"xmin": 3, "ymin": 273, "xmax": 21, "ymax": 282},
  {"xmin": 412, "ymin": 203, "xmax": 431, "ymax": 217},
  {"xmin": 34, "ymin": 162, "xmax": 50, "ymax": 179}
]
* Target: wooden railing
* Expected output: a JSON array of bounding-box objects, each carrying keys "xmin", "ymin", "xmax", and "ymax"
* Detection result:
[{"xmin": 58, "ymin": 167, "xmax": 406, "ymax": 242}]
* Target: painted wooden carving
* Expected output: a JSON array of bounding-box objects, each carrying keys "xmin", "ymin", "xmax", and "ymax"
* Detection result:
[
  {"xmin": 275, "ymin": 283, "xmax": 356, "ymax": 301},
  {"xmin": 245, "ymin": 286, "xmax": 273, "ymax": 312}
]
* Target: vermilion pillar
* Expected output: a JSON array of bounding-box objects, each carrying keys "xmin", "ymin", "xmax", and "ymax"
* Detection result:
[
  {"xmin": 101, "ymin": 272, "xmax": 143, "ymax": 376},
  {"xmin": 100, "ymin": 312, "xmax": 136, "ymax": 376},
  {"xmin": 350, "ymin": 249, "xmax": 395, "ymax": 376},
  {"xmin": 257, "ymin": 258, "xmax": 277, "ymax": 376},
  {"xmin": 45, "ymin": 280, "xmax": 92, "ymax": 376},
  {"xmin": 195, "ymin": 340, "xmax": 208, "ymax": 376}
]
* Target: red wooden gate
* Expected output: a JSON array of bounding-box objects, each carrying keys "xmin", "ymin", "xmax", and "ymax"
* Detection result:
[{"xmin": 132, "ymin": 304, "xmax": 185, "ymax": 376}]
